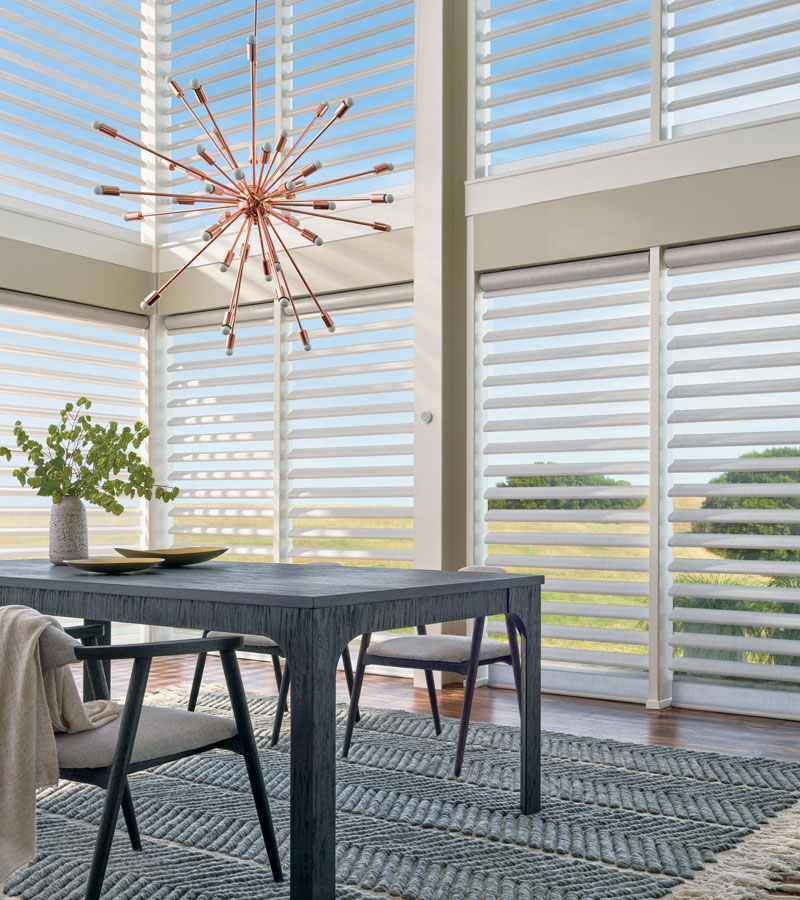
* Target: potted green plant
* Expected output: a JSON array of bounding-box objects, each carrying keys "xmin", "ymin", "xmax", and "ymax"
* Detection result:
[{"xmin": 0, "ymin": 397, "xmax": 178, "ymax": 564}]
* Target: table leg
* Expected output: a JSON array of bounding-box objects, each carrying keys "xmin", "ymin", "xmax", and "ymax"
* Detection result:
[
  {"xmin": 83, "ymin": 619, "xmax": 111, "ymax": 701},
  {"xmin": 508, "ymin": 586, "xmax": 541, "ymax": 814},
  {"xmin": 280, "ymin": 609, "xmax": 342, "ymax": 900}
]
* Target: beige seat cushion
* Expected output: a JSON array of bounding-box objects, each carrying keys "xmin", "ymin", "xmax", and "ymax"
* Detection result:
[
  {"xmin": 207, "ymin": 630, "xmax": 278, "ymax": 650},
  {"xmin": 368, "ymin": 634, "xmax": 511, "ymax": 664},
  {"xmin": 56, "ymin": 706, "xmax": 237, "ymax": 770}
]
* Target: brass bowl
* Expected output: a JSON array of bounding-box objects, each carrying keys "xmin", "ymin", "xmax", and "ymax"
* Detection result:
[{"xmin": 115, "ymin": 546, "xmax": 228, "ymax": 567}]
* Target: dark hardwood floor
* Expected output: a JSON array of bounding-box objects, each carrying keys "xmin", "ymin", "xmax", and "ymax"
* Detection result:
[{"xmin": 73, "ymin": 655, "xmax": 800, "ymax": 763}]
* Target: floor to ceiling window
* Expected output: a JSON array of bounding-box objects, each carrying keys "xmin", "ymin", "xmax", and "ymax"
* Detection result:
[{"xmin": 474, "ymin": 233, "xmax": 800, "ymax": 717}]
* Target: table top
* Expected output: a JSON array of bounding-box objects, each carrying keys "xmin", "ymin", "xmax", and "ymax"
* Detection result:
[{"xmin": 0, "ymin": 559, "xmax": 543, "ymax": 609}]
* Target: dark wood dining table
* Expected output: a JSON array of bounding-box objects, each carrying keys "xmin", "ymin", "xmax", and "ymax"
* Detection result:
[{"xmin": 0, "ymin": 559, "xmax": 543, "ymax": 900}]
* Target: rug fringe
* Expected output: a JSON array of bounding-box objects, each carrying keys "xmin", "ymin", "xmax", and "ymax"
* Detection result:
[{"xmin": 666, "ymin": 802, "xmax": 800, "ymax": 900}]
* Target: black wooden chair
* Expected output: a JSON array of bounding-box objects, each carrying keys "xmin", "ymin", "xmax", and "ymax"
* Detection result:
[
  {"xmin": 341, "ymin": 565, "xmax": 522, "ymax": 776},
  {"xmin": 39, "ymin": 623, "xmax": 283, "ymax": 900},
  {"xmin": 188, "ymin": 562, "xmax": 359, "ymax": 746}
]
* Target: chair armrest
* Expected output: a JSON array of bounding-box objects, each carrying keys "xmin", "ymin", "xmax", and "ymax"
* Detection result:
[
  {"xmin": 64, "ymin": 623, "xmax": 107, "ymax": 642},
  {"xmin": 74, "ymin": 635, "xmax": 244, "ymax": 661}
]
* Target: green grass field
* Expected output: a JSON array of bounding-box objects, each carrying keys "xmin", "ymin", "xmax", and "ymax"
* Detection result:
[{"xmin": 1, "ymin": 501, "xmax": 726, "ymax": 656}]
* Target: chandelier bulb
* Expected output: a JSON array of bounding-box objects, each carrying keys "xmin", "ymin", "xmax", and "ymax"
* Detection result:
[
  {"xmin": 202, "ymin": 230, "xmax": 213, "ymax": 241},
  {"xmin": 314, "ymin": 235, "xmax": 324, "ymax": 246},
  {"xmin": 234, "ymin": 168, "xmax": 246, "ymax": 180},
  {"xmin": 279, "ymin": 296, "xmax": 290, "ymax": 308},
  {"xmin": 221, "ymin": 324, "xmax": 231, "ymax": 335},
  {"xmin": 205, "ymin": 183, "xmax": 215, "ymax": 194},
  {"xmin": 219, "ymin": 263, "xmax": 229, "ymax": 273},
  {"xmin": 190, "ymin": 78, "xmax": 202, "ymax": 90}
]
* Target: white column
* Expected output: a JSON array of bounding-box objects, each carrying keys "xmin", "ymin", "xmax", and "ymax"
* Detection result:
[
  {"xmin": 412, "ymin": 0, "xmax": 470, "ymax": 684},
  {"xmin": 647, "ymin": 246, "xmax": 672, "ymax": 708},
  {"xmin": 412, "ymin": 0, "xmax": 469, "ymax": 574}
]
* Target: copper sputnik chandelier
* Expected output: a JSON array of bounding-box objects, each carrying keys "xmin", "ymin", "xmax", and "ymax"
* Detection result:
[{"xmin": 90, "ymin": 1, "xmax": 394, "ymax": 355}]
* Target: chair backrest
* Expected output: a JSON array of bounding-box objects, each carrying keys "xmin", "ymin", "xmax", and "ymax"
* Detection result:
[
  {"xmin": 39, "ymin": 625, "xmax": 81, "ymax": 670},
  {"xmin": 459, "ymin": 565, "xmax": 507, "ymax": 575}
]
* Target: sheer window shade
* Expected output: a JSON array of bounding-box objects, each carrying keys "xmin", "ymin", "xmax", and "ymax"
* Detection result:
[
  {"xmin": 0, "ymin": 293, "xmax": 148, "ymax": 559},
  {"xmin": 0, "ymin": 0, "xmax": 147, "ymax": 233},
  {"xmin": 164, "ymin": 283, "xmax": 414, "ymax": 566},
  {"xmin": 476, "ymin": 253, "xmax": 651, "ymax": 678},
  {"xmin": 666, "ymin": 0, "xmax": 800, "ymax": 136},
  {"xmin": 165, "ymin": 306, "xmax": 277, "ymax": 559},
  {"xmin": 474, "ymin": 0, "xmax": 652, "ymax": 176},
  {"xmin": 665, "ymin": 232, "xmax": 800, "ymax": 688}
]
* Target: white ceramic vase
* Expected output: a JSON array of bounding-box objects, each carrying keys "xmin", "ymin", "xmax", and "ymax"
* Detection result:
[{"xmin": 49, "ymin": 496, "xmax": 88, "ymax": 565}]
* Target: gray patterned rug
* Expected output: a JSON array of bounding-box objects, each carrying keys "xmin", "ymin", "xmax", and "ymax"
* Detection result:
[{"xmin": 6, "ymin": 688, "xmax": 800, "ymax": 900}]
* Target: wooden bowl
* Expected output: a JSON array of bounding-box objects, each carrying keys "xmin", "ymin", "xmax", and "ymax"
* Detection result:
[
  {"xmin": 64, "ymin": 557, "xmax": 162, "ymax": 574},
  {"xmin": 115, "ymin": 546, "xmax": 228, "ymax": 567}
]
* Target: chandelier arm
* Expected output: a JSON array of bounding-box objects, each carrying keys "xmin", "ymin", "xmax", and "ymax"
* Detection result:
[
  {"xmin": 272, "ymin": 206, "xmax": 388, "ymax": 229},
  {"xmin": 268, "ymin": 209, "xmax": 322, "ymax": 245},
  {"xmin": 126, "ymin": 205, "xmax": 235, "ymax": 219},
  {"xmin": 264, "ymin": 109, "xmax": 343, "ymax": 193},
  {"xmin": 264, "ymin": 113, "xmax": 322, "ymax": 191},
  {"xmin": 260, "ymin": 140, "xmax": 284, "ymax": 191},
  {"xmin": 143, "ymin": 210, "xmax": 243, "ymax": 309},
  {"xmin": 256, "ymin": 146, "xmax": 272, "ymax": 189},
  {"xmin": 199, "ymin": 100, "xmax": 240, "ymax": 171},
  {"xmin": 176, "ymin": 92, "xmax": 237, "ymax": 172},
  {"xmin": 101, "ymin": 128, "xmax": 238, "ymax": 196},
  {"xmin": 203, "ymin": 152, "xmax": 243, "ymax": 191},
  {"xmin": 265, "ymin": 219, "xmax": 310, "ymax": 347},
  {"xmin": 256, "ymin": 211, "xmax": 289, "ymax": 300},
  {"xmin": 229, "ymin": 219, "xmax": 252, "ymax": 331},
  {"xmin": 254, "ymin": 211, "xmax": 274, "ymax": 278},
  {"xmin": 114, "ymin": 190, "xmax": 237, "ymax": 201},
  {"xmin": 268, "ymin": 220, "xmax": 329, "ymax": 321},
  {"xmin": 289, "ymin": 168, "xmax": 389, "ymax": 193},
  {"xmin": 226, "ymin": 216, "xmax": 250, "ymax": 265}
]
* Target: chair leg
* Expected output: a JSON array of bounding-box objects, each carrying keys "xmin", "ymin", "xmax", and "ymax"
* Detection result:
[
  {"xmin": 341, "ymin": 644, "xmax": 361, "ymax": 723},
  {"xmin": 270, "ymin": 661, "xmax": 291, "ymax": 748},
  {"xmin": 219, "ymin": 649, "xmax": 283, "ymax": 882},
  {"xmin": 85, "ymin": 657, "xmax": 151, "ymax": 900},
  {"xmin": 453, "ymin": 617, "xmax": 485, "ymax": 778},
  {"xmin": 120, "ymin": 782, "xmax": 142, "ymax": 851},
  {"xmin": 342, "ymin": 633, "xmax": 370, "ymax": 758},
  {"xmin": 271, "ymin": 654, "xmax": 283, "ymax": 691},
  {"xmin": 187, "ymin": 631, "xmax": 210, "ymax": 712},
  {"xmin": 423, "ymin": 669, "xmax": 442, "ymax": 735},
  {"xmin": 506, "ymin": 616, "xmax": 523, "ymax": 716}
]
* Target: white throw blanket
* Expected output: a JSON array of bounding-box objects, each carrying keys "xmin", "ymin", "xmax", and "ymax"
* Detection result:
[{"xmin": 0, "ymin": 605, "xmax": 119, "ymax": 885}]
